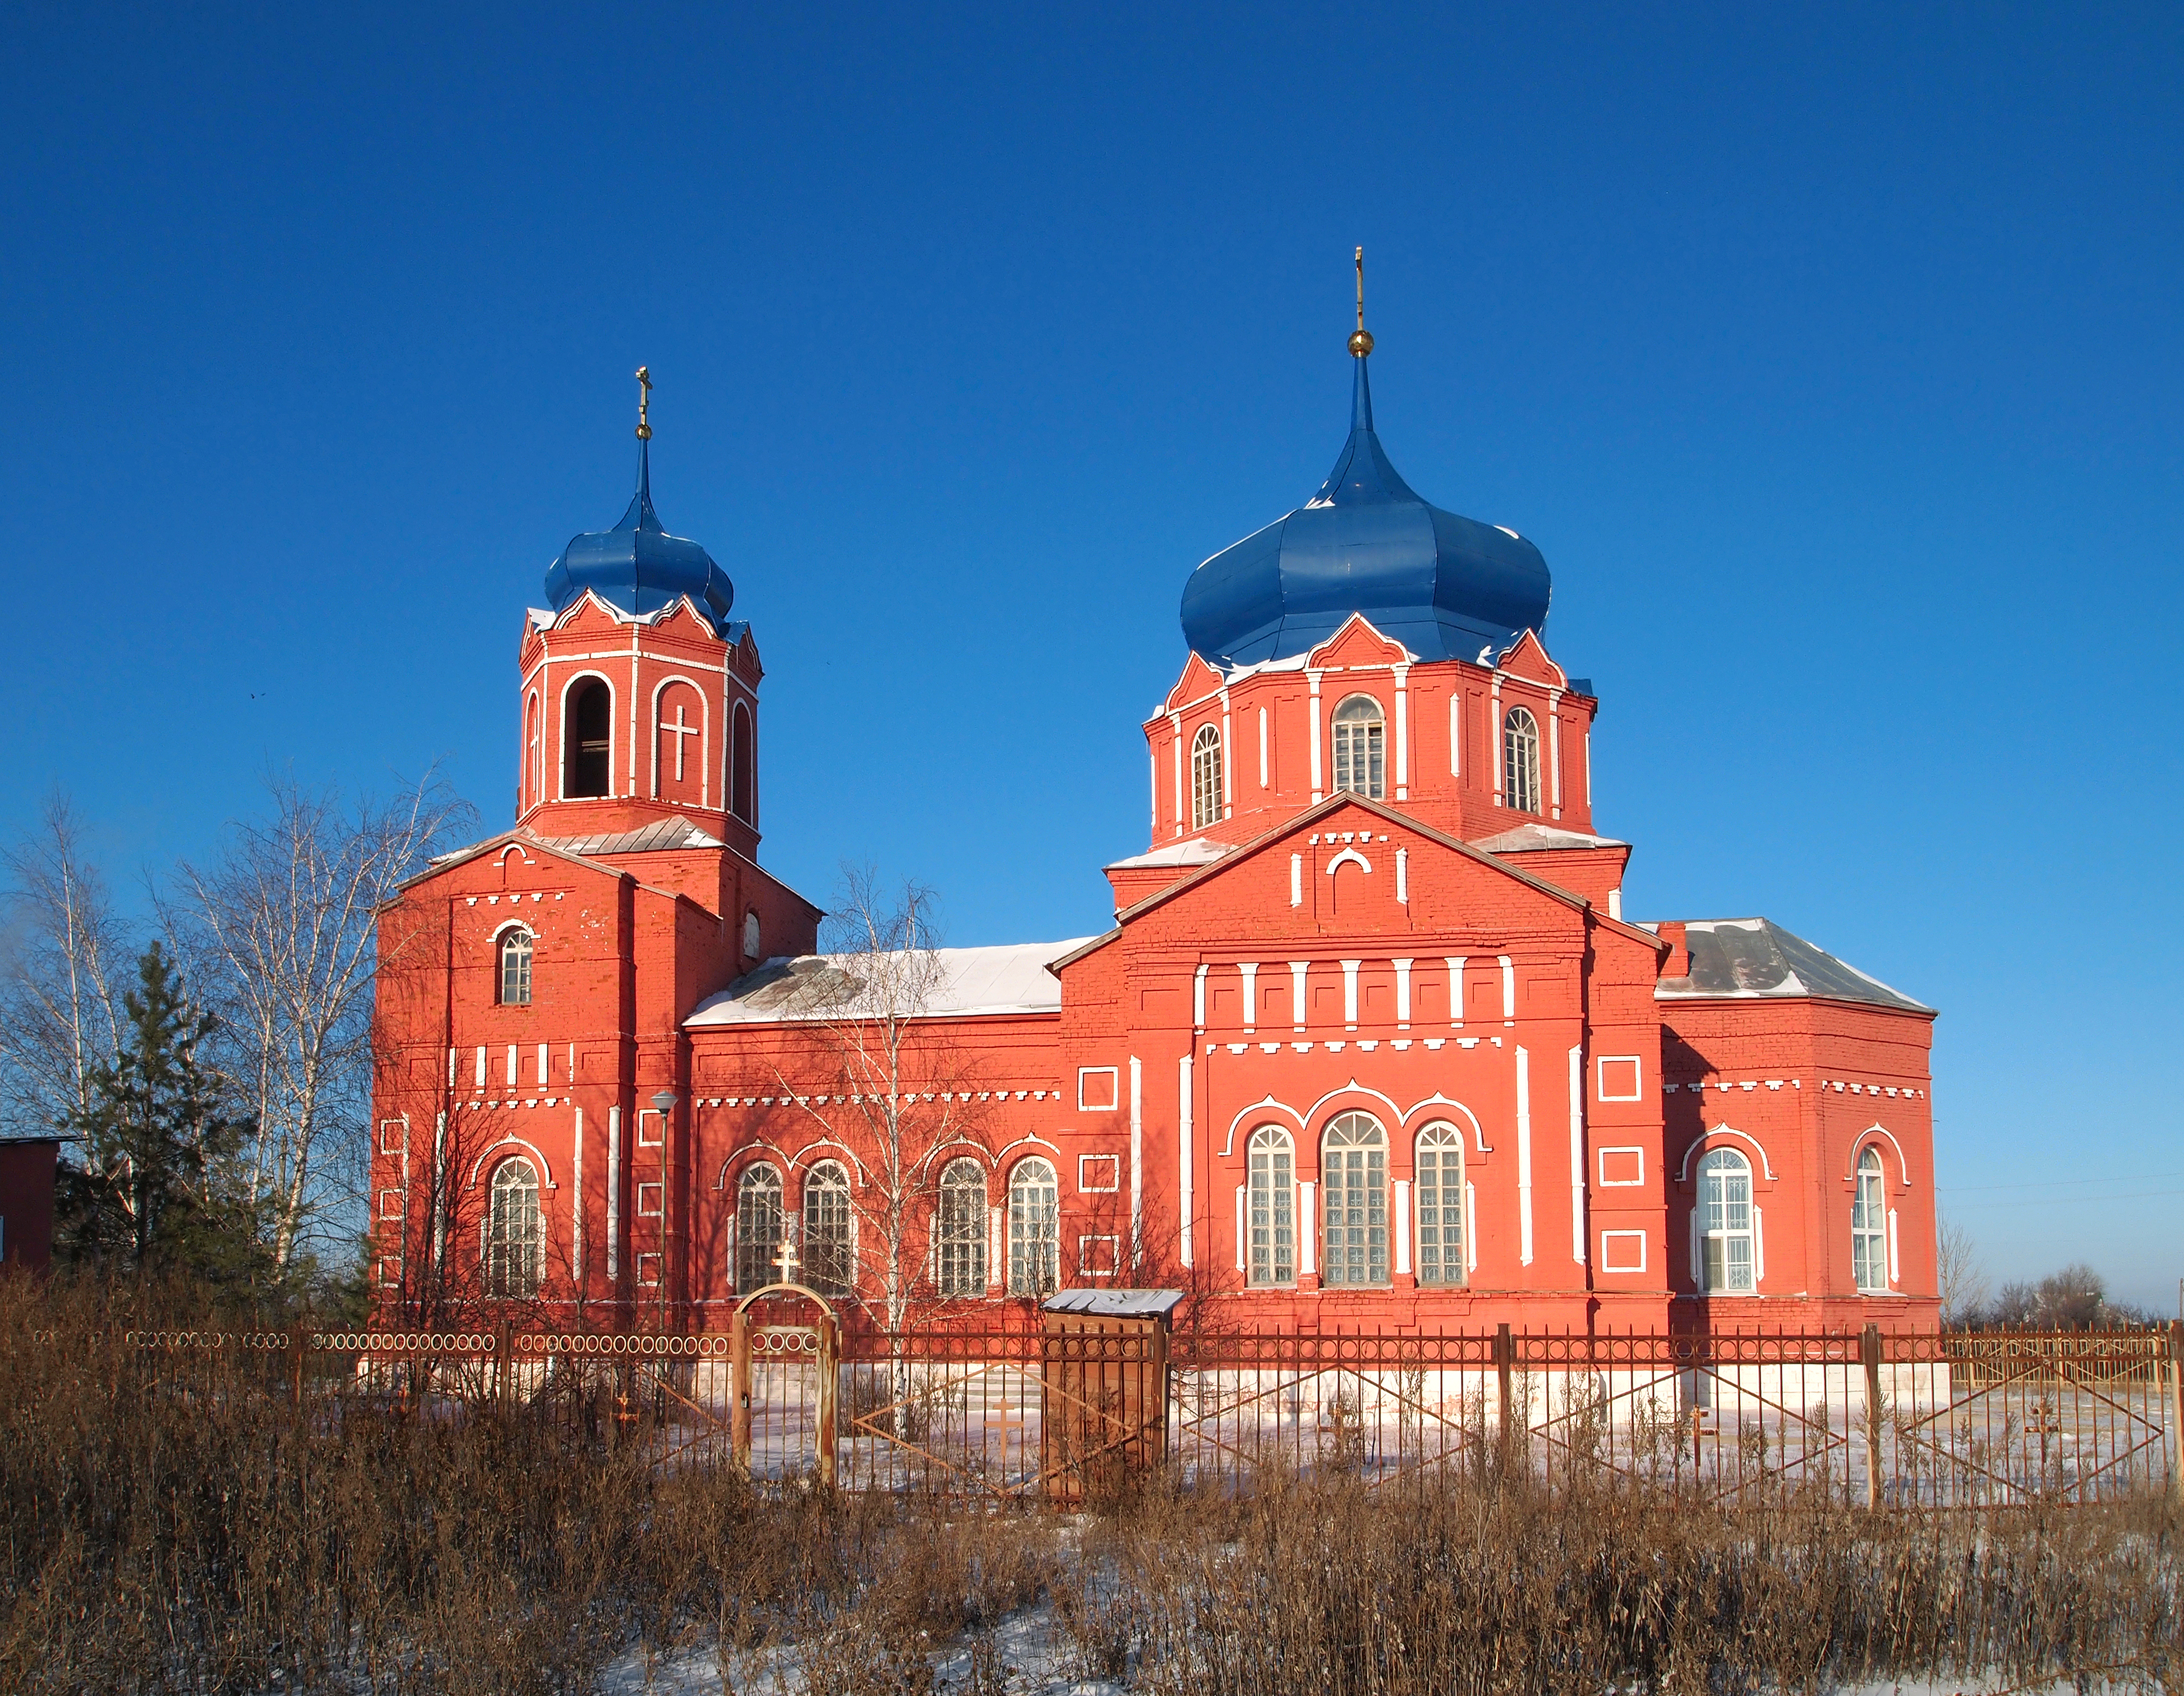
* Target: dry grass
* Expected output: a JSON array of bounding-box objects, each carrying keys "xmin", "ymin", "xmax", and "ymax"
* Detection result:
[{"xmin": 3, "ymin": 1278, "xmax": 2178, "ymax": 1694}]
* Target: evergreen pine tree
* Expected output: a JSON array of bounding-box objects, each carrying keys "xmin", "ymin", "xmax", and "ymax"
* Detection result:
[{"xmin": 57, "ymin": 941, "xmax": 265, "ymax": 1280}]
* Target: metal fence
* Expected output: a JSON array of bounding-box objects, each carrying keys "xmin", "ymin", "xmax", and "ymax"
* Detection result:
[{"xmin": 25, "ymin": 1318, "xmax": 2183, "ymax": 1509}]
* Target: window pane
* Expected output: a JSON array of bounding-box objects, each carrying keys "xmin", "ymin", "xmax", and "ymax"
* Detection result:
[
  {"xmin": 735, "ymin": 1165, "xmax": 784, "ymax": 1292},
  {"xmin": 937, "ymin": 1161, "xmax": 987, "ymax": 1297}
]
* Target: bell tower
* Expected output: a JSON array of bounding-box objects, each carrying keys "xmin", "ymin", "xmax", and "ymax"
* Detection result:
[{"xmin": 515, "ymin": 369, "xmax": 764, "ymax": 870}]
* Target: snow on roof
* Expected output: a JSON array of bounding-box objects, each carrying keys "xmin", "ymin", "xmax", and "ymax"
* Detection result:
[
  {"xmin": 1042, "ymin": 1289, "xmax": 1186, "ymax": 1318},
  {"xmin": 1653, "ymin": 918, "xmax": 1930, "ymax": 1013},
  {"xmin": 1469, "ymin": 822, "xmax": 1629, "ymax": 853},
  {"xmin": 686, "ymin": 937, "xmax": 1095, "ymax": 1027},
  {"xmin": 1104, "ymin": 836, "xmax": 1233, "ymax": 870}
]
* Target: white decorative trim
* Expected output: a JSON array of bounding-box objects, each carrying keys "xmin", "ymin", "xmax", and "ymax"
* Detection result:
[
  {"xmin": 1848, "ymin": 1123, "xmax": 1912, "ymax": 1187},
  {"xmin": 1600, "ymin": 1229, "xmax": 1647, "ymax": 1274},
  {"xmin": 1515, "ymin": 1045, "xmax": 1533, "ymax": 1265},
  {"xmin": 1078, "ymin": 1153, "xmax": 1120, "ymax": 1193},
  {"xmin": 1077, "ymin": 1066, "xmax": 1119, "ymax": 1111},
  {"xmin": 466, "ymin": 1135, "xmax": 557, "ymax": 1191},
  {"xmin": 1223, "ymin": 1095, "xmax": 1304, "ymax": 1156},
  {"xmin": 1676, "ymin": 1126, "xmax": 1778, "ymax": 1184},
  {"xmin": 1596, "ymin": 1146, "xmax": 1646, "ymax": 1186},
  {"xmin": 1595, "ymin": 1055, "xmax": 1643, "ymax": 1103}
]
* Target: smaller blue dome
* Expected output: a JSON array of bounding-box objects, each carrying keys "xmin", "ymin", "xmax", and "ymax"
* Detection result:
[
  {"xmin": 1181, "ymin": 355, "xmax": 1549, "ymax": 666},
  {"xmin": 543, "ymin": 441, "xmax": 734, "ymax": 628}
]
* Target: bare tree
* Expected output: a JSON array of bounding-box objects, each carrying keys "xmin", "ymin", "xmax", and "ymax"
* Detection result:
[
  {"xmin": 764, "ymin": 867, "xmax": 1003, "ymax": 1336},
  {"xmin": 0, "ymin": 791, "xmax": 136, "ymax": 1140},
  {"xmin": 1934, "ymin": 1213, "xmax": 1991, "ymax": 1329},
  {"xmin": 163, "ymin": 770, "xmax": 476, "ymax": 1269}
]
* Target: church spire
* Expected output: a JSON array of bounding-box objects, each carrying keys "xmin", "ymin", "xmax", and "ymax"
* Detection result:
[{"xmin": 633, "ymin": 365, "xmax": 654, "ymax": 504}]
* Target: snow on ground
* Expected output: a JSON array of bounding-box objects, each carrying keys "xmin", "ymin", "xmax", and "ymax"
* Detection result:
[{"xmin": 591, "ymin": 1599, "xmax": 2138, "ymax": 1696}]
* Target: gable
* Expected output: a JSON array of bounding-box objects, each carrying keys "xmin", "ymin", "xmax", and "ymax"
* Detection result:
[
  {"xmin": 1307, "ymin": 613, "xmax": 1412, "ymax": 671},
  {"xmin": 1106, "ymin": 796, "xmax": 1589, "ymax": 951},
  {"xmin": 1162, "ymin": 652, "xmax": 1227, "ymax": 713},
  {"xmin": 550, "ymin": 590, "xmax": 626, "ymax": 638},
  {"xmin": 1497, "ymin": 629, "xmax": 1566, "ymax": 688}
]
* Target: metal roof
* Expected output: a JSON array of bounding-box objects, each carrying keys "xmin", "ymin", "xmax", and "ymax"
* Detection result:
[
  {"xmin": 1655, "ymin": 919, "xmax": 1931, "ymax": 1013},
  {"xmin": 1042, "ymin": 1288, "xmax": 1186, "ymax": 1318},
  {"xmin": 1469, "ymin": 823, "xmax": 1629, "ymax": 854},
  {"xmin": 534, "ymin": 817, "xmax": 724, "ymax": 857},
  {"xmin": 686, "ymin": 937, "xmax": 1095, "ymax": 1027},
  {"xmin": 1180, "ymin": 353, "xmax": 1551, "ymax": 667},
  {"xmin": 1104, "ymin": 836, "xmax": 1233, "ymax": 870},
  {"xmin": 542, "ymin": 440, "xmax": 735, "ymax": 628}
]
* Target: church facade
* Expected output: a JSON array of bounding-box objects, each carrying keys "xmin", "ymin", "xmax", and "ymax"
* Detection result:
[{"xmin": 370, "ymin": 327, "xmax": 1939, "ymax": 1338}]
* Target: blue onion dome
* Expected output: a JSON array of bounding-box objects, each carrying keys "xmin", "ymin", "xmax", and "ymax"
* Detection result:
[
  {"xmin": 543, "ymin": 439, "xmax": 735, "ymax": 628},
  {"xmin": 1181, "ymin": 351, "xmax": 1550, "ymax": 666}
]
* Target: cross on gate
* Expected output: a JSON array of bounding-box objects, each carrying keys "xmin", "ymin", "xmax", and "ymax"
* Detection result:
[
  {"xmin": 774, "ymin": 1226, "xmax": 799, "ymax": 1287},
  {"xmin": 661, "ymin": 704, "xmax": 700, "ymax": 782}
]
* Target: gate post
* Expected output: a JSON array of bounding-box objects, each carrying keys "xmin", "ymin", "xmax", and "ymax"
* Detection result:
[
  {"xmin": 1861, "ymin": 1323, "xmax": 1884, "ymax": 1510},
  {"xmin": 288, "ymin": 1322, "xmax": 307, "ymax": 1409},
  {"xmin": 730, "ymin": 1308, "xmax": 753, "ymax": 1472},
  {"xmin": 496, "ymin": 1319, "xmax": 515, "ymax": 1414},
  {"xmin": 2168, "ymin": 1322, "xmax": 2184, "ymax": 1508},
  {"xmin": 1495, "ymin": 1322, "xmax": 1517, "ymax": 1469},
  {"xmin": 816, "ymin": 1312, "xmax": 839, "ymax": 1490}
]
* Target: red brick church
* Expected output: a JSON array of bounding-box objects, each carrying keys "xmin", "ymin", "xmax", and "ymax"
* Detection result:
[{"xmin": 370, "ymin": 320, "xmax": 1939, "ymax": 1338}]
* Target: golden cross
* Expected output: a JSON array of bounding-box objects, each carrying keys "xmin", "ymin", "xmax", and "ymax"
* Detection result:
[
  {"xmin": 1349, "ymin": 249, "xmax": 1374, "ymax": 357},
  {"xmin": 635, "ymin": 365, "xmax": 653, "ymax": 441}
]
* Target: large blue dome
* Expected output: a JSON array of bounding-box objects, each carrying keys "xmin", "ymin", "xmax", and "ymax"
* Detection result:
[
  {"xmin": 1181, "ymin": 356, "xmax": 1549, "ymax": 666},
  {"xmin": 543, "ymin": 441, "xmax": 735, "ymax": 629}
]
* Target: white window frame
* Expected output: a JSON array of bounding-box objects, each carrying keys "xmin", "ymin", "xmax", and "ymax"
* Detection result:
[
  {"xmin": 1413, "ymin": 1121, "xmax": 1466, "ymax": 1288},
  {"xmin": 933, "ymin": 1158, "xmax": 989, "ymax": 1298},
  {"xmin": 1503, "ymin": 706, "xmax": 1541, "ymax": 814},
  {"xmin": 1852, "ymin": 1145, "xmax": 1890, "ymax": 1293},
  {"xmin": 1320, "ymin": 1111, "xmax": 1390, "ymax": 1287},
  {"xmin": 734, "ymin": 1162, "xmax": 785, "ymax": 1292},
  {"xmin": 1246, "ymin": 1125, "xmax": 1296, "ymax": 1287},
  {"xmin": 1330, "ymin": 694, "xmax": 1387, "ymax": 799},
  {"xmin": 1190, "ymin": 723, "xmax": 1224, "ymax": 829},
  {"xmin": 1007, "ymin": 1157, "xmax": 1061, "ymax": 1297},
  {"xmin": 1596, "ymin": 1146, "xmax": 1647, "ymax": 1187},
  {"xmin": 483, "ymin": 1156, "xmax": 543, "ymax": 1299},
  {"xmin": 802, "ymin": 1159, "xmax": 856, "ymax": 1299},
  {"xmin": 1077, "ymin": 1153, "xmax": 1120, "ymax": 1193},
  {"xmin": 1695, "ymin": 1146, "xmax": 1758, "ymax": 1295}
]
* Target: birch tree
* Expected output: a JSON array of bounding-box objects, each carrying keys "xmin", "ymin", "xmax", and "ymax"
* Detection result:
[
  {"xmin": 770, "ymin": 867, "xmax": 998, "ymax": 1335},
  {"xmin": 164, "ymin": 771, "xmax": 476, "ymax": 1268},
  {"xmin": 0, "ymin": 791, "xmax": 135, "ymax": 1139}
]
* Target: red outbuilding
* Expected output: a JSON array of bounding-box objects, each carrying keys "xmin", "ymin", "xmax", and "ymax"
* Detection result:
[{"xmin": 371, "ymin": 328, "xmax": 1938, "ymax": 1338}]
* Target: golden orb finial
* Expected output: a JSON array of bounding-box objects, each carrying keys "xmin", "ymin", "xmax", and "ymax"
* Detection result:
[
  {"xmin": 1349, "ymin": 246, "xmax": 1373, "ymax": 357},
  {"xmin": 635, "ymin": 365, "xmax": 653, "ymax": 441}
]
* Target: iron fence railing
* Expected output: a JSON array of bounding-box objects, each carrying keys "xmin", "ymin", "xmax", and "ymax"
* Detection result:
[{"xmin": 17, "ymin": 1319, "xmax": 2181, "ymax": 1508}]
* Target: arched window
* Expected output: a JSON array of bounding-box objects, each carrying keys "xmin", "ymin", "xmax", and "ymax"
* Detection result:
[
  {"xmin": 1852, "ymin": 1146, "xmax": 1888, "ymax": 1293},
  {"xmin": 1007, "ymin": 1158, "xmax": 1059, "ymax": 1296},
  {"xmin": 564, "ymin": 679, "xmax": 612, "ymax": 798},
  {"xmin": 1191, "ymin": 725, "xmax": 1224, "ymax": 829},
  {"xmin": 1321, "ymin": 1112, "xmax": 1388, "ymax": 1286},
  {"xmin": 1247, "ymin": 1126, "xmax": 1294, "ymax": 1286},
  {"xmin": 1331, "ymin": 695, "xmax": 1386, "ymax": 799},
  {"xmin": 803, "ymin": 1160, "xmax": 854, "ymax": 1299},
  {"xmin": 730, "ymin": 700, "xmax": 754, "ymax": 822},
  {"xmin": 1697, "ymin": 1147, "xmax": 1756, "ymax": 1293},
  {"xmin": 1414, "ymin": 1122, "xmax": 1466, "ymax": 1287},
  {"xmin": 742, "ymin": 910, "xmax": 762, "ymax": 961},
  {"xmin": 1503, "ymin": 707, "xmax": 1540, "ymax": 814},
  {"xmin": 934, "ymin": 1158, "xmax": 987, "ymax": 1297},
  {"xmin": 496, "ymin": 929, "xmax": 533, "ymax": 1007},
  {"xmin": 734, "ymin": 1162, "xmax": 784, "ymax": 1292},
  {"xmin": 484, "ymin": 1158, "xmax": 541, "ymax": 1298}
]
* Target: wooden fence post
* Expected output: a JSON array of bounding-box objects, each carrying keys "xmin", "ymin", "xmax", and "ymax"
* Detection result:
[
  {"xmin": 815, "ymin": 1312, "xmax": 838, "ymax": 1490},
  {"xmin": 1862, "ymin": 1322, "xmax": 1883, "ymax": 1510},
  {"xmin": 288, "ymin": 1322, "xmax": 307, "ymax": 1408},
  {"xmin": 496, "ymin": 1319, "xmax": 514, "ymax": 1414},
  {"xmin": 730, "ymin": 1308, "xmax": 752, "ymax": 1473}
]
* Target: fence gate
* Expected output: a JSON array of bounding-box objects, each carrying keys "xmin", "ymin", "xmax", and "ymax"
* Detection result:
[
  {"xmin": 1040, "ymin": 1290, "xmax": 1179, "ymax": 1503},
  {"xmin": 730, "ymin": 1285, "xmax": 839, "ymax": 1484}
]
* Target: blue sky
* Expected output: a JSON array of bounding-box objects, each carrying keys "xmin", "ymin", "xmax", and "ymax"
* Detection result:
[{"xmin": 2, "ymin": 4, "xmax": 2178, "ymax": 1306}]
